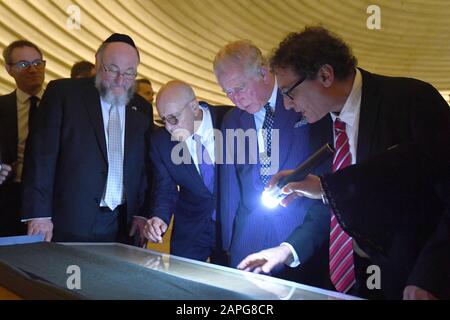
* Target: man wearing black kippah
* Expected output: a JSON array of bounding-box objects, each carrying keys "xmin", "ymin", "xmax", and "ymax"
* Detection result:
[{"xmin": 21, "ymin": 33, "xmax": 154, "ymax": 246}]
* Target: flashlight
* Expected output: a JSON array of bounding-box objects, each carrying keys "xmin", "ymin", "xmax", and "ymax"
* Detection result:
[{"xmin": 261, "ymin": 143, "xmax": 335, "ymax": 208}]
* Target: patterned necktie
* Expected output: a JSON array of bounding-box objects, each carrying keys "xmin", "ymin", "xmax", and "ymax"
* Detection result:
[
  {"xmin": 194, "ymin": 134, "xmax": 216, "ymax": 220},
  {"xmin": 260, "ymin": 103, "xmax": 275, "ymax": 185},
  {"xmin": 28, "ymin": 96, "xmax": 39, "ymax": 129},
  {"xmin": 329, "ymin": 118, "xmax": 356, "ymax": 293},
  {"xmin": 104, "ymin": 105, "xmax": 123, "ymax": 211}
]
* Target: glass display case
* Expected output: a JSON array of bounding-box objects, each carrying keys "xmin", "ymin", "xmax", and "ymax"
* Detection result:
[{"xmin": 63, "ymin": 242, "xmax": 360, "ymax": 300}]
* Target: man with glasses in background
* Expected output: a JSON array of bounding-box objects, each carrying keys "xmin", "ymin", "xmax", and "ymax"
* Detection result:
[
  {"xmin": 143, "ymin": 80, "xmax": 230, "ymax": 263},
  {"xmin": 136, "ymin": 78, "xmax": 162, "ymax": 126},
  {"xmin": 0, "ymin": 40, "xmax": 45, "ymax": 237},
  {"xmin": 212, "ymin": 40, "xmax": 331, "ymax": 286},
  {"xmin": 21, "ymin": 34, "xmax": 153, "ymax": 245}
]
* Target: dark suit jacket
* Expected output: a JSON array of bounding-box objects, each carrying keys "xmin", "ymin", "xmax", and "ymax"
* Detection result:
[
  {"xmin": 288, "ymin": 68, "xmax": 450, "ymax": 298},
  {"xmin": 0, "ymin": 91, "xmax": 18, "ymax": 165},
  {"xmin": 148, "ymin": 103, "xmax": 230, "ymax": 258},
  {"xmin": 408, "ymin": 212, "xmax": 450, "ymax": 299},
  {"xmin": 21, "ymin": 77, "xmax": 153, "ymax": 241},
  {"xmin": 322, "ymin": 127, "xmax": 450, "ymax": 299},
  {"xmin": 220, "ymin": 89, "xmax": 330, "ymax": 274},
  {"xmin": 0, "ymin": 91, "xmax": 25, "ymax": 236}
]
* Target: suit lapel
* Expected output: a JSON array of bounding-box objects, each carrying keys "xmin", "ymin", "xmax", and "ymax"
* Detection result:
[
  {"xmin": 273, "ymin": 90, "xmax": 297, "ymax": 167},
  {"xmin": 9, "ymin": 92, "xmax": 18, "ymax": 160},
  {"xmin": 123, "ymin": 103, "xmax": 142, "ymax": 186},
  {"xmin": 356, "ymin": 69, "xmax": 382, "ymax": 163},
  {"xmin": 0, "ymin": 91, "xmax": 18, "ymax": 163},
  {"xmin": 178, "ymin": 139, "xmax": 207, "ymax": 191},
  {"xmin": 209, "ymin": 106, "xmax": 224, "ymax": 196},
  {"xmin": 82, "ymin": 84, "xmax": 107, "ymax": 164},
  {"xmin": 124, "ymin": 103, "xmax": 140, "ymax": 159}
]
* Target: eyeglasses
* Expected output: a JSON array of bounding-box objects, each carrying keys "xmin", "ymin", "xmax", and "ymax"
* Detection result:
[
  {"xmin": 102, "ymin": 63, "xmax": 137, "ymax": 80},
  {"xmin": 161, "ymin": 100, "xmax": 195, "ymax": 125},
  {"xmin": 161, "ymin": 109, "xmax": 184, "ymax": 126},
  {"xmin": 8, "ymin": 59, "xmax": 46, "ymax": 70},
  {"xmin": 282, "ymin": 76, "xmax": 306, "ymax": 100}
]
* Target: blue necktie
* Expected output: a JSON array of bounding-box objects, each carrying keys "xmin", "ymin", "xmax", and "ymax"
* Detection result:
[{"xmin": 194, "ymin": 134, "xmax": 215, "ymax": 220}]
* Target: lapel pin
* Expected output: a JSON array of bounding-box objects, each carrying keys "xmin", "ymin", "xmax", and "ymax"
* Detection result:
[{"xmin": 131, "ymin": 106, "xmax": 137, "ymax": 111}]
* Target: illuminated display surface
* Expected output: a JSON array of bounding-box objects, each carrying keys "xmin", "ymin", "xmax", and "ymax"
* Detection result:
[{"xmin": 65, "ymin": 242, "xmax": 361, "ymax": 300}]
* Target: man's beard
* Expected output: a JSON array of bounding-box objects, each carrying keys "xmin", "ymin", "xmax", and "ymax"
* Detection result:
[{"xmin": 95, "ymin": 75, "xmax": 135, "ymax": 106}]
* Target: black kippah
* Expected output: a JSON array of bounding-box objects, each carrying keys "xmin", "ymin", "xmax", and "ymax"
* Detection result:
[{"xmin": 103, "ymin": 33, "xmax": 136, "ymax": 48}]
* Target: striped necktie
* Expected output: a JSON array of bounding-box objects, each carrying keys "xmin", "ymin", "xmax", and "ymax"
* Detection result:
[{"xmin": 329, "ymin": 118, "xmax": 356, "ymax": 293}]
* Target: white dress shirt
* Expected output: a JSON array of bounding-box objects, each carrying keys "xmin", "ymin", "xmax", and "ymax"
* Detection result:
[
  {"xmin": 329, "ymin": 68, "xmax": 362, "ymax": 165},
  {"xmin": 253, "ymin": 79, "xmax": 278, "ymax": 153},
  {"xmin": 185, "ymin": 104, "xmax": 215, "ymax": 172}
]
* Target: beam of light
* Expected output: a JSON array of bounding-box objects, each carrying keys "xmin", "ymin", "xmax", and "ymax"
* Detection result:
[{"xmin": 261, "ymin": 187, "xmax": 285, "ymax": 209}]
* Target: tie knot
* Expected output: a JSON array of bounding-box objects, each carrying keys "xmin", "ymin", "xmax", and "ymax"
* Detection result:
[
  {"xmin": 193, "ymin": 133, "xmax": 202, "ymax": 143},
  {"xmin": 29, "ymin": 96, "xmax": 38, "ymax": 102},
  {"xmin": 334, "ymin": 118, "xmax": 346, "ymax": 132},
  {"xmin": 29, "ymin": 96, "xmax": 39, "ymax": 106},
  {"xmin": 264, "ymin": 103, "xmax": 272, "ymax": 113}
]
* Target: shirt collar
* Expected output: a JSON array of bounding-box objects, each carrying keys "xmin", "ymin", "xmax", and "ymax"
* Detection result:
[
  {"xmin": 330, "ymin": 68, "xmax": 362, "ymax": 127},
  {"xmin": 100, "ymin": 96, "xmax": 126, "ymax": 110},
  {"xmin": 16, "ymin": 87, "xmax": 44, "ymax": 104},
  {"xmin": 268, "ymin": 78, "xmax": 278, "ymax": 110},
  {"xmin": 190, "ymin": 103, "xmax": 213, "ymax": 142},
  {"xmin": 256, "ymin": 78, "xmax": 278, "ymax": 118}
]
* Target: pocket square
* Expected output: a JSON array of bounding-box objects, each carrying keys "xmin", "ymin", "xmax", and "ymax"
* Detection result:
[
  {"xmin": 294, "ymin": 116, "xmax": 308, "ymax": 128},
  {"xmin": 131, "ymin": 106, "xmax": 138, "ymax": 111}
]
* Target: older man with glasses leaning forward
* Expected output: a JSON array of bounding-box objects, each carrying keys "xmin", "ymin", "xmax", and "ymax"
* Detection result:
[{"xmin": 143, "ymin": 80, "xmax": 231, "ymax": 264}]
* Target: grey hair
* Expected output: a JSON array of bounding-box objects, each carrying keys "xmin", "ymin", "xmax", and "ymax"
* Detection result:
[{"xmin": 213, "ymin": 40, "xmax": 267, "ymax": 80}]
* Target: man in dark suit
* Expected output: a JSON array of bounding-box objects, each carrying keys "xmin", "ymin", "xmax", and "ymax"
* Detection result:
[
  {"xmin": 21, "ymin": 34, "xmax": 153, "ymax": 245},
  {"xmin": 143, "ymin": 80, "xmax": 230, "ymax": 262},
  {"xmin": 0, "ymin": 40, "xmax": 46, "ymax": 237},
  {"xmin": 319, "ymin": 140, "xmax": 450, "ymax": 299},
  {"xmin": 212, "ymin": 40, "xmax": 330, "ymax": 285},
  {"xmin": 237, "ymin": 26, "xmax": 450, "ymax": 299}
]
